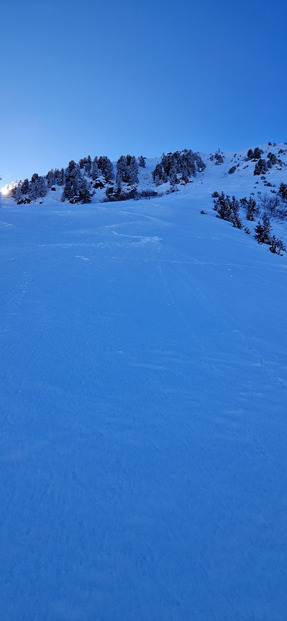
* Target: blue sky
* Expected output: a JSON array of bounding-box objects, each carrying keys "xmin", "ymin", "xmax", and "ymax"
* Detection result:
[{"xmin": 1, "ymin": 0, "xmax": 286, "ymax": 185}]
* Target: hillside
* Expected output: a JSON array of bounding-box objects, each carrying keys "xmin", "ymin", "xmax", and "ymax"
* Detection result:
[
  {"xmin": 3, "ymin": 142, "xmax": 287, "ymax": 206},
  {"xmin": 3, "ymin": 141, "xmax": 287, "ymax": 255},
  {"xmin": 1, "ymin": 169, "xmax": 287, "ymax": 619}
]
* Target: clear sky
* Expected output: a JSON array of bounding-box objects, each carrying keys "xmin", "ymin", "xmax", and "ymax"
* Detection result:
[{"xmin": 1, "ymin": 0, "xmax": 286, "ymax": 185}]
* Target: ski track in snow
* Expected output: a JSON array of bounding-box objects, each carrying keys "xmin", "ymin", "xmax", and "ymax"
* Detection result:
[{"xmin": 0, "ymin": 193, "xmax": 287, "ymax": 620}]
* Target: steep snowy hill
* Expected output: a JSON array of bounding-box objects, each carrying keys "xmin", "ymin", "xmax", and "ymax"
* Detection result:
[
  {"xmin": 0, "ymin": 187, "xmax": 287, "ymax": 619},
  {"xmin": 2, "ymin": 142, "xmax": 287, "ymax": 253},
  {"xmin": 3, "ymin": 142, "xmax": 287, "ymax": 208}
]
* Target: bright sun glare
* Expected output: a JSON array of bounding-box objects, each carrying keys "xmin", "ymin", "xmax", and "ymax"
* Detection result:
[{"xmin": 1, "ymin": 185, "xmax": 11, "ymax": 196}]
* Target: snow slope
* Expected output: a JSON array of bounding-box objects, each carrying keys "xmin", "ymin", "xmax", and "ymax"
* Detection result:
[
  {"xmin": 4, "ymin": 142, "xmax": 287, "ymax": 215},
  {"xmin": 0, "ymin": 183, "xmax": 287, "ymax": 619}
]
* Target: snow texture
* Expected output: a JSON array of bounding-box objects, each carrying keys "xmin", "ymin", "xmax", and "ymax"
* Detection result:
[{"xmin": 1, "ymin": 153, "xmax": 287, "ymax": 620}]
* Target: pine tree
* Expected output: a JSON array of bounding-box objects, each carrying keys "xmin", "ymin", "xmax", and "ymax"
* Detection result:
[
  {"xmin": 91, "ymin": 157, "xmax": 99, "ymax": 181},
  {"xmin": 229, "ymin": 196, "xmax": 242, "ymax": 228},
  {"xmin": 269, "ymin": 236, "xmax": 286, "ymax": 255},
  {"xmin": 127, "ymin": 155, "xmax": 138, "ymax": 185},
  {"xmin": 169, "ymin": 163, "xmax": 177, "ymax": 186},
  {"xmin": 246, "ymin": 197, "xmax": 258, "ymax": 221},
  {"xmin": 279, "ymin": 183, "xmax": 287, "ymax": 200},
  {"xmin": 214, "ymin": 151, "xmax": 224, "ymax": 165},
  {"xmin": 21, "ymin": 178, "xmax": 30, "ymax": 195},
  {"xmin": 98, "ymin": 156, "xmax": 113, "ymax": 182},
  {"xmin": 254, "ymin": 159, "xmax": 268, "ymax": 175},
  {"xmin": 14, "ymin": 184, "xmax": 24, "ymax": 202},
  {"xmin": 37, "ymin": 176, "xmax": 47, "ymax": 198},
  {"xmin": 29, "ymin": 174, "xmax": 47, "ymax": 200},
  {"xmin": 46, "ymin": 169, "xmax": 56, "ymax": 187},
  {"xmin": 116, "ymin": 156, "xmax": 127, "ymax": 185},
  {"xmin": 116, "ymin": 155, "xmax": 138, "ymax": 186},
  {"xmin": 213, "ymin": 193, "xmax": 242, "ymax": 228},
  {"xmin": 152, "ymin": 150, "xmax": 205, "ymax": 186},
  {"xmin": 55, "ymin": 168, "xmax": 65, "ymax": 185},
  {"xmin": 78, "ymin": 176, "xmax": 91, "ymax": 203},
  {"xmin": 84, "ymin": 155, "xmax": 92, "ymax": 176},
  {"xmin": 152, "ymin": 163, "xmax": 166, "ymax": 185},
  {"xmin": 61, "ymin": 160, "xmax": 80, "ymax": 202},
  {"xmin": 267, "ymin": 152, "xmax": 277, "ymax": 166},
  {"xmin": 253, "ymin": 147, "xmax": 263, "ymax": 159},
  {"xmin": 254, "ymin": 213, "xmax": 271, "ymax": 244}
]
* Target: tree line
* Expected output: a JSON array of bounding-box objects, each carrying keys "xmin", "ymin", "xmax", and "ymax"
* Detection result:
[{"xmin": 11, "ymin": 149, "xmax": 205, "ymax": 204}]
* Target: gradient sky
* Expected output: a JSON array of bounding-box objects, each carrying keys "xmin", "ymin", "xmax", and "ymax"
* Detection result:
[{"xmin": 1, "ymin": 0, "xmax": 286, "ymax": 185}]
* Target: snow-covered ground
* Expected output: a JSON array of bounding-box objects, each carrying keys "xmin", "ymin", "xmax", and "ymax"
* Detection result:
[
  {"xmin": 1, "ymin": 181, "xmax": 287, "ymax": 619},
  {"xmin": 4, "ymin": 142, "xmax": 287, "ymax": 214}
]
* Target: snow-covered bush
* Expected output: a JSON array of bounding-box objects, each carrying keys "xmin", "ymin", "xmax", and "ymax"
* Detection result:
[
  {"xmin": 259, "ymin": 194, "xmax": 287, "ymax": 220},
  {"xmin": 240, "ymin": 197, "xmax": 258, "ymax": 221},
  {"xmin": 214, "ymin": 151, "xmax": 224, "ymax": 165},
  {"xmin": 254, "ymin": 152, "xmax": 284, "ymax": 176},
  {"xmin": 279, "ymin": 183, "xmax": 287, "ymax": 200},
  {"xmin": 247, "ymin": 147, "xmax": 263, "ymax": 160},
  {"xmin": 269, "ymin": 236, "xmax": 286, "ymax": 255},
  {"xmin": 139, "ymin": 189, "xmax": 157, "ymax": 198},
  {"xmin": 254, "ymin": 212, "xmax": 285, "ymax": 254},
  {"xmin": 254, "ymin": 159, "xmax": 269, "ymax": 175},
  {"xmin": 213, "ymin": 192, "xmax": 242, "ymax": 229},
  {"xmin": 254, "ymin": 213, "xmax": 271, "ymax": 244},
  {"xmin": 105, "ymin": 185, "xmax": 137, "ymax": 202}
]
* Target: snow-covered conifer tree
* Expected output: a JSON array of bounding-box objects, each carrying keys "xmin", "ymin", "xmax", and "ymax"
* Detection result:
[
  {"xmin": 116, "ymin": 155, "xmax": 138, "ymax": 186},
  {"xmin": 91, "ymin": 157, "xmax": 99, "ymax": 181},
  {"xmin": 21, "ymin": 178, "xmax": 30, "ymax": 195},
  {"xmin": 78, "ymin": 176, "xmax": 91, "ymax": 203},
  {"xmin": 98, "ymin": 156, "xmax": 113, "ymax": 182},
  {"xmin": 138, "ymin": 156, "xmax": 146, "ymax": 168},
  {"xmin": 29, "ymin": 174, "xmax": 47, "ymax": 200},
  {"xmin": 84, "ymin": 155, "xmax": 92, "ymax": 176},
  {"xmin": 46, "ymin": 169, "xmax": 56, "ymax": 188},
  {"xmin": 254, "ymin": 213, "xmax": 271, "ymax": 244},
  {"xmin": 61, "ymin": 160, "xmax": 80, "ymax": 202}
]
